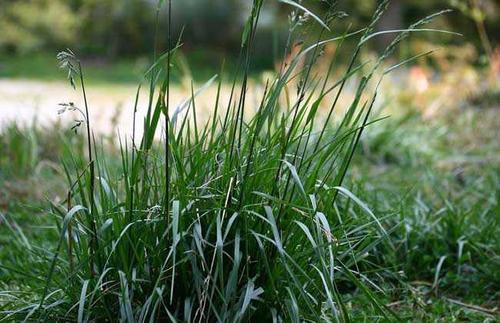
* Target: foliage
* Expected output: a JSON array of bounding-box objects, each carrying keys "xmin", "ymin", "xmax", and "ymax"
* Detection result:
[
  {"xmin": 0, "ymin": 0, "xmax": 78, "ymax": 54},
  {"xmin": 1, "ymin": 0, "xmax": 498, "ymax": 60}
]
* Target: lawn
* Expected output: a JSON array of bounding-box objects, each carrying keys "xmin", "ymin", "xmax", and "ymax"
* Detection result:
[{"xmin": 0, "ymin": 50, "xmax": 247, "ymax": 85}]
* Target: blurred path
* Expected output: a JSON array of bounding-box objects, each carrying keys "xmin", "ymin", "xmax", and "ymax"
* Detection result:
[
  {"xmin": 0, "ymin": 78, "xmax": 252, "ymax": 137},
  {"xmin": 0, "ymin": 79, "xmax": 136, "ymax": 131},
  {"xmin": 0, "ymin": 77, "xmax": 361, "ymax": 138}
]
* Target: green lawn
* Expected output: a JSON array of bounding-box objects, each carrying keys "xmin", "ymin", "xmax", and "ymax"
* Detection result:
[
  {"xmin": 0, "ymin": 51, "xmax": 251, "ymax": 85},
  {"xmin": 0, "ymin": 53, "xmax": 145, "ymax": 84}
]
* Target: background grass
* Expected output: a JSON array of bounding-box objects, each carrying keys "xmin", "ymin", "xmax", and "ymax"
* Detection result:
[{"xmin": 0, "ymin": 51, "xmax": 250, "ymax": 85}]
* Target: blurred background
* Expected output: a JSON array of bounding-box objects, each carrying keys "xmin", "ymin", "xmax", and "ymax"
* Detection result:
[
  {"xmin": 0, "ymin": 0, "xmax": 498, "ymax": 129},
  {"xmin": 0, "ymin": 0, "xmax": 498, "ymax": 79}
]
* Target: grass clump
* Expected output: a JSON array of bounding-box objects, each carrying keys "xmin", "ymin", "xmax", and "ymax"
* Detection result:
[{"xmin": 0, "ymin": 1, "xmax": 471, "ymax": 321}]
